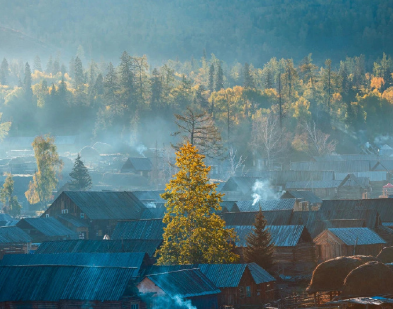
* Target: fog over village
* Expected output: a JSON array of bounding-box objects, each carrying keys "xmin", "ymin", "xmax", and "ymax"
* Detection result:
[{"xmin": 1, "ymin": 1, "xmax": 393, "ymax": 308}]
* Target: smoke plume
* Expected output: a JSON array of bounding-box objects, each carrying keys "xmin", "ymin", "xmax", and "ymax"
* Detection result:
[{"xmin": 251, "ymin": 179, "xmax": 281, "ymax": 206}]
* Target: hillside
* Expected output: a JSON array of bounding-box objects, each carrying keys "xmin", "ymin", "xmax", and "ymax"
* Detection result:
[{"xmin": 0, "ymin": 0, "xmax": 392, "ymax": 64}]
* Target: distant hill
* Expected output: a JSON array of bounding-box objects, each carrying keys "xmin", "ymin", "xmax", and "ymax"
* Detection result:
[{"xmin": 0, "ymin": 0, "xmax": 393, "ymax": 64}]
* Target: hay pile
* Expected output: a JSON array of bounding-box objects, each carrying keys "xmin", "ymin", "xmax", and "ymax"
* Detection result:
[
  {"xmin": 377, "ymin": 246, "xmax": 393, "ymax": 263},
  {"xmin": 341, "ymin": 261, "xmax": 393, "ymax": 298},
  {"xmin": 307, "ymin": 255, "xmax": 379, "ymax": 293}
]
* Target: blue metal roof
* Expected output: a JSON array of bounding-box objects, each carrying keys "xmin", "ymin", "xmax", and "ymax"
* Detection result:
[
  {"xmin": 57, "ymin": 214, "xmax": 89, "ymax": 227},
  {"xmin": 0, "ymin": 265, "xmax": 136, "ymax": 301},
  {"xmin": 146, "ymin": 269, "xmax": 220, "ymax": 298},
  {"xmin": 124, "ymin": 158, "xmax": 153, "ymax": 171},
  {"xmin": 247, "ymin": 262, "xmax": 276, "ymax": 284},
  {"xmin": 35, "ymin": 239, "xmax": 162, "ymax": 257},
  {"xmin": 328, "ymin": 228, "xmax": 386, "ymax": 245},
  {"xmin": 17, "ymin": 218, "xmax": 77, "ymax": 238},
  {"xmin": 229, "ymin": 225, "xmax": 305, "ymax": 247},
  {"xmin": 60, "ymin": 191, "xmax": 146, "ymax": 220},
  {"xmin": 0, "ymin": 253, "xmax": 146, "ymax": 276},
  {"xmin": 146, "ymin": 263, "xmax": 275, "ymax": 287},
  {"xmin": 112, "ymin": 219, "xmax": 164, "ymax": 240},
  {"xmin": 0, "ymin": 226, "xmax": 31, "ymax": 243},
  {"xmin": 236, "ymin": 199, "xmax": 296, "ymax": 212}
]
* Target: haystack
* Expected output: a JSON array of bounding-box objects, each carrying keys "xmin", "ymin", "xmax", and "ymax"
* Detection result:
[
  {"xmin": 377, "ymin": 246, "xmax": 393, "ymax": 263},
  {"xmin": 307, "ymin": 255, "xmax": 379, "ymax": 293},
  {"xmin": 341, "ymin": 261, "xmax": 393, "ymax": 298}
]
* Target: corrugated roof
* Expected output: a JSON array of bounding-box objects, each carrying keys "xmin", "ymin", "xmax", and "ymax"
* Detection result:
[
  {"xmin": 222, "ymin": 210, "xmax": 293, "ymax": 226},
  {"xmin": 339, "ymin": 174, "xmax": 370, "ymax": 188},
  {"xmin": 327, "ymin": 228, "xmax": 386, "ymax": 245},
  {"xmin": 125, "ymin": 158, "xmax": 153, "ymax": 171},
  {"xmin": 132, "ymin": 190, "xmax": 165, "ymax": 202},
  {"xmin": 313, "ymin": 154, "xmax": 380, "ymax": 161},
  {"xmin": 247, "ymin": 262, "xmax": 276, "ymax": 284},
  {"xmin": 146, "ymin": 263, "xmax": 275, "ymax": 287},
  {"xmin": 112, "ymin": 219, "xmax": 164, "ymax": 240},
  {"xmin": 146, "ymin": 269, "xmax": 220, "ymax": 298},
  {"xmin": 229, "ymin": 225, "xmax": 306, "ymax": 247},
  {"xmin": 59, "ymin": 191, "xmax": 146, "ymax": 220},
  {"xmin": 0, "ymin": 252, "xmax": 146, "ymax": 275},
  {"xmin": 236, "ymin": 199, "xmax": 296, "ymax": 212},
  {"xmin": 0, "ymin": 226, "xmax": 31, "ymax": 243},
  {"xmin": 18, "ymin": 218, "xmax": 78, "ymax": 238},
  {"xmin": 290, "ymin": 161, "xmax": 371, "ymax": 172},
  {"xmin": 335, "ymin": 171, "xmax": 388, "ymax": 182},
  {"xmin": 0, "ymin": 265, "xmax": 136, "ymax": 301},
  {"xmin": 57, "ymin": 214, "xmax": 89, "ymax": 227},
  {"xmin": 220, "ymin": 201, "xmax": 239, "ymax": 212},
  {"xmin": 286, "ymin": 180, "xmax": 341, "ymax": 189},
  {"xmin": 140, "ymin": 208, "xmax": 166, "ymax": 219},
  {"xmin": 282, "ymin": 190, "xmax": 322, "ymax": 204},
  {"xmin": 35, "ymin": 239, "xmax": 162, "ymax": 257}
]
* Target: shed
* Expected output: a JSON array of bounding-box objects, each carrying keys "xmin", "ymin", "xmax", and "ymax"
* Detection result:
[
  {"xmin": 0, "ymin": 226, "xmax": 32, "ymax": 256},
  {"xmin": 230, "ymin": 225, "xmax": 316, "ymax": 276},
  {"xmin": 138, "ymin": 269, "xmax": 220, "ymax": 309},
  {"xmin": 121, "ymin": 157, "xmax": 153, "ymax": 176},
  {"xmin": 281, "ymin": 190, "xmax": 322, "ymax": 209},
  {"xmin": 314, "ymin": 227, "xmax": 386, "ymax": 262},
  {"xmin": 337, "ymin": 174, "xmax": 371, "ymax": 199},
  {"xmin": 16, "ymin": 218, "xmax": 78, "ymax": 243}
]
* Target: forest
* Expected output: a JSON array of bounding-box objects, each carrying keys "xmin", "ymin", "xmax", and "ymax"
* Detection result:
[
  {"xmin": 0, "ymin": 50, "xmax": 393, "ymax": 166},
  {"xmin": 1, "ymin": 0, "xmax": 393, "ymax": 64}
]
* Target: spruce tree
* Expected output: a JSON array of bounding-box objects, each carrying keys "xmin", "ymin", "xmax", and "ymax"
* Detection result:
[
  {"xmin": 69, "ymin": 154, "xmax": 92, "ymax": 191},
  {"xmin": 244, "ymin": 206, "xmax": 274, "ymax": 270},
  {"xmin": 215, "ymin": 62, "xmax": 224, "ymax": 91},
  {"xmin": 244, "ymin": 63, "xmax": 255, "ymax": 88},
  {"xmin": 208, "ymin": 63, "xmax": 215, "ymax": 92},
  {"xmin": 24, "ymin": 62, "xmax": 33, "ymax": 100},
  {"xmin": 74, "ymin": 56, "xmax": 84, "ymax": 89},
  {"xmin": 33, "ymin": 56, "xmax": 42, "ymax": 72},
  {"xmin": 0, "ymin": 58, "xmax": 9, "ymax": 85},
  {"xmin": 157, "ymin": 142, "xmax": 238, "ymax": 265},
  {"xmin": 150, "ymin": 68, "xmax": 162, "ymax": 111}
]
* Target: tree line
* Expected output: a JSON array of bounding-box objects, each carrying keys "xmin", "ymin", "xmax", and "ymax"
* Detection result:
[{"xmin": 1, "ymin": 51, "xmax": 393, "ymax": 164}]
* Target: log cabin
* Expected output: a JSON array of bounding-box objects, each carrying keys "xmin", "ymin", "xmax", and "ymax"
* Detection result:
[{"xmin": 314, "ymin": 227, "xmax": 386, "ymax": 262}]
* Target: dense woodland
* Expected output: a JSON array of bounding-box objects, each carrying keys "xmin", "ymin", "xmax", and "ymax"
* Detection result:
[
  {"xmin": 1, "ymin": 0, "xmax": 393, "ymax": 64},
  {"xmin": 1, "ymin": 50, "xmax": 393, "ymax": 164}
]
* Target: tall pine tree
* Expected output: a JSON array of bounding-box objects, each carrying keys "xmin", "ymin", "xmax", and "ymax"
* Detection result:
[
  {"xmin": 215, "ymin": 61, "xmax": 224, "ymax": 91},
  {"xmin": 208, "ymin": 63, "xmax": 215, "ymax": 92},
  {"xmin": 69, "ymin": 154, "xmax": 92, "ymax": 191},
  {"xmin": 244, "ymin": 206, "xmax": 274, "ymax": 270}
]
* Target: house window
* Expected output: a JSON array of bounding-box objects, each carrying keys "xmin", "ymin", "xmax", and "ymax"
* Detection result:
[
  {"xmin": 61, "ymin": 209, "xmax": 68, "ymax": 214},
  {"xmin": 246, "ymin": 286, "xmax": 251, "ymax": 298},
  {"xmin": 80, "ymin": 213, "xmax": 85, "ymax": 219},
  {"xmin": 131, "ymin": 304, "xmax": 139, "ymax": 309},
  {"xmin": 45, "ymin": 214, "xmax": 49, "ymax": 218}
]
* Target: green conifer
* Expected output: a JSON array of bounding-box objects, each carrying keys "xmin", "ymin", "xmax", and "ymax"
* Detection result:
[{"xmin": 69, "ymin": 154, "xmax": 92, "ymax": 191}]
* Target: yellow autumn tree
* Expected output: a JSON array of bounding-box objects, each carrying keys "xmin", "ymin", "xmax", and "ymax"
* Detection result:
[{"xmin": 156, "ymin": 142, "xmax": 239, "ymax": 265}]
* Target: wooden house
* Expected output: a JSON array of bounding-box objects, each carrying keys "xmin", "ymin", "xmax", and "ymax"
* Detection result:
[
  {"xmin": 121, "ymin": 157, "xmax": 152, "ymax": 177},
  {"xmin": 0, "ymin": 265, "xmax": 142, "ymax": 309},
  {"xmin": 0, "ymin": 226, "xmax": 31, "ymax": 257},
  {"xmin": 138, "ymin": 269, "xmax": 220, "ymax": 309},
  {"xmin": 314, "ymin": 227, "xmax": 386, "ymax": 262},
  {"xmin": 42, "ymin": 191, "xmax": 146, "ymax": 239},
  {"xmin": 146, "ymin": 263, "xmax": 276, "ymax": 307},
  {"xmin": 336, "ymin": 174, "xmax": 371, "ymax": 199},
  {"xmin": 285, "ymin": 180, "xmax": 341, "ymax": 199},
  {"xmin": 231, "ymin": 225, "xmax": 316, "ymax": 276},
  {"xmin": 16, "ymin": 218, "xmax": 78, "ymax": 243},
  {"xmin": 281, "ymin": 190, "xmax": 322, "ymax": 210}
]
